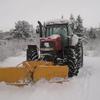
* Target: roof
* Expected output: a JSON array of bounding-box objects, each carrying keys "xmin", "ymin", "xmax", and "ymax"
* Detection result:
[{"xmin": 45, "ymin": 19, "xmax": 69, "ymax": 26}]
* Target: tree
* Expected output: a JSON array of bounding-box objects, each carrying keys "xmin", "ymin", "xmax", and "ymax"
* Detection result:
[
  {"xmin": 13, "ymin": 20, "xmax": 33, "ymax": 39},
  {"xmin": 75, "ymin": 15, "xmax": 84, "ymax": 33},
  {"xmin": 89, "ymin": 28, "xmax": 96, "ymax": 39},
  {"xmin": 69, "ymin": 14, "xmax": 76, "ymax": 32}
]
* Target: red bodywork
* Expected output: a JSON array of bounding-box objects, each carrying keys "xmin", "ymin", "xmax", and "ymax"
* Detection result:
[{"xmin": 40, "ymin": 34, "xmax": 62, "ymax": 51}]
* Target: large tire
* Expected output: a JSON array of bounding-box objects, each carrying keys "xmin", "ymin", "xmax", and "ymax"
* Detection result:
[
  {"xmin": 75, "ymin": 41, "xmax": 83, "ymax": 68},
  {"xmin": 27, "ymin": 45, "xmax": 38, "ymax": 61},
  {"xmin": 66, "ymin": 47, "xmax": 79, "ymax": 77}
]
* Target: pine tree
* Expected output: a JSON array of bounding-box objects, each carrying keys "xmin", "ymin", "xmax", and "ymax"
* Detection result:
[
  {"xmin": 69, "ymin": 14, "xmax": 76, "ymax": 32},
  {"xmin": 75, "ymin": 15, "xmax": 84, "ymax": 34}
]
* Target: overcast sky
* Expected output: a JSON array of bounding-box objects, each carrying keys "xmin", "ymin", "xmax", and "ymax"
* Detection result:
[{"xmin": 0, "ymin": 0, "xmax": 100, "ymax": 31}]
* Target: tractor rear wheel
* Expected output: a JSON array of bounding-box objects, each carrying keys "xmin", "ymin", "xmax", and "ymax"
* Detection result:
[
  {"xmin": 75, "ymin": 41, "xmax": 83, "ymax": 68},
  {"xmin": 66, "ymin": 47, "xmax": 78, "ymax": 77}
]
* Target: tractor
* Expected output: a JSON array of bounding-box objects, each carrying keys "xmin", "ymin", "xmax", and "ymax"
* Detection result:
[{"xmin": 27, "ymin": 19, "xmax": 83, "ymax": 77}]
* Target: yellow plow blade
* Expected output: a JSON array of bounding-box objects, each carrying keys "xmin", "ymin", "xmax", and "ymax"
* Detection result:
[
  {"xmin": 0, "ymin": 67, "xmax": 28, "ymax": 83},
  {"xmin": 33, "ymin": 65, "xmax": 68, "ymax": 82},
  {"xmin": 0, "ymin": 61, "xmax": 69, "ymax": 85}
]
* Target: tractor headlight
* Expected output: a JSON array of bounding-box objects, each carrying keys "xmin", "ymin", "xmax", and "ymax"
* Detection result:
[
  {"xmin": 40, "ymin": 41, "xmax": 54, "ymax": 51},
  {"xmin": 44, "ymin": 42, "xmax": 50, "ymax": 48}
]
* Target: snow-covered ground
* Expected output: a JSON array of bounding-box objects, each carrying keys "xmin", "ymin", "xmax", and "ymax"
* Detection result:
[
  {"xmin": 0, "ymin": 52, "xmax": 100, "ymax": 100},
  {"xmin": 0, "ymin": 52, "xmax": 26, "ymax": 67}
]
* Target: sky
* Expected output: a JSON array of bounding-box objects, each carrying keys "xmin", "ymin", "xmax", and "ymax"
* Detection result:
[{"xmin": 0, "ymin": 0, "xmax": 100, "ymax": 31}]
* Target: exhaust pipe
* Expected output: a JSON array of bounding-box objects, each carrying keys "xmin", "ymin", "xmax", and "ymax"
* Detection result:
[{"xmin": 38, "ymin": 21, "xmax": 43, "ymax": 37}]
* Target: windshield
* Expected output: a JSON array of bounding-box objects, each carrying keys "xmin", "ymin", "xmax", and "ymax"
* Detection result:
[{"xmin": 46, "ymin": 25, "xmax": 68, "ymax": 37}]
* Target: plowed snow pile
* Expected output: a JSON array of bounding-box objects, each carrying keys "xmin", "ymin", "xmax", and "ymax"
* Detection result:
[{"xmin": 0, "ymin": 52, "xmax": 100, "ymax": 100}]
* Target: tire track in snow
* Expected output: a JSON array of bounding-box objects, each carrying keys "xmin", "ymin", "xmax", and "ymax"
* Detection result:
[
  {"xmin": 78, "ymin": 56, "xmax": 95, "ymax": 100},
  {"xmin": 79, "ymin": 67, "xmax": 91, "ymax": 100}
]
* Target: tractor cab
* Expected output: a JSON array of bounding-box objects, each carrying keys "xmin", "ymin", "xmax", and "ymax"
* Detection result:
[{"xmin": 38, "ymin": 20, "xmax": 73, "ymax": 38}]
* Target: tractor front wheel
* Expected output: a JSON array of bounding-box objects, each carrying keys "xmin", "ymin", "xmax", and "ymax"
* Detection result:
[{"xmin": 27, "ymin": 45, "xmax": 38, "ymax": 61}]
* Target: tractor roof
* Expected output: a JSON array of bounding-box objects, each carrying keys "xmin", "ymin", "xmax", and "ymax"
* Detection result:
[{"xmin": 45, "ymin": 19, "xmax": 69, "ymax": 26}]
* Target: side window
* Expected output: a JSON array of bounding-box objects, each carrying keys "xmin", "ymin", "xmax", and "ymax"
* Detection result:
[
  {"xmin": 47, "ymin": 27, "xmax": 51, "ymax": 36},
  {"xmin": 46, "ymin": 27, "xmax": 54, "ymax": 36}
]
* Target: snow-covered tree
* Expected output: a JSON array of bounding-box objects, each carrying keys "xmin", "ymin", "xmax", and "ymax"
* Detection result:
[
  {"xmin": 69, "ymin": 14, "xmax": 76, "ymax": 32},
  {"xmin": 75, "ymin": 15, "xmax": 84, "ymax": 34},
  {"xmin": 89, "ymin": 28, "xmax": 96, "ymax": 39},
  {"xmin": 13, "ymin": 20, "xmax": 33, "ymax": 39}
]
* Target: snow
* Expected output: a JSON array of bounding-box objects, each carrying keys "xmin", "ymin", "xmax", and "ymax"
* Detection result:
[
  {"xmin": 46, "ymin": 19, "xmax": 69, "ymax": 25},
  {"xmin": 0, "ymin": 52, "xmax": 100, "ymax": 100},
  {"xmin": 71, "ymin": 34, "xmax": 79, "ymax": 46},
  {"xmin": 49, "ymin": 34, "xmax": 61, "ymax": 39},
  {"xmin": 0, "ymin": 51, "xmax": 26, "ymax": 67}
]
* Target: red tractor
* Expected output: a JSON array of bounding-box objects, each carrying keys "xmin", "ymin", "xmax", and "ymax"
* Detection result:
[{"xmin": 27, "ymin": 19, "xmax": 83, "ymax": 77}]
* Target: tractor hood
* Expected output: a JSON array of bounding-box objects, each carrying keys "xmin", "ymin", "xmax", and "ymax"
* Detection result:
[{"xmin": 40, "ymin": 34, "xmax": 62, "ymax": 51}]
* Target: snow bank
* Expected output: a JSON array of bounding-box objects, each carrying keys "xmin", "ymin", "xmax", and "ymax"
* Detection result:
[
  {"xmin": 0, "ymin": 36, "xmax": 39, "ymax": 61},
  {"xmin": 0, "ymin": 51, "xmax": 26, "ymax": 67},
  {"xmin": 84, "ymin": 38, "xmax": 100, "ymax": 57}
]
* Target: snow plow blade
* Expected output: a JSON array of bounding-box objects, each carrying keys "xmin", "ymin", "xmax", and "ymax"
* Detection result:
[
  {"xmin": 0, "ymin": 67, "xmax": 28, "ymax": 84},
  {"xmin": 0, "ymin": 61, "xmax": 69, "ymax": 85}
]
